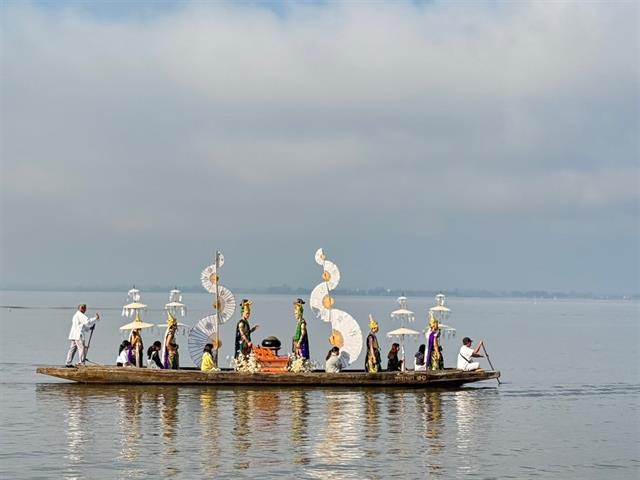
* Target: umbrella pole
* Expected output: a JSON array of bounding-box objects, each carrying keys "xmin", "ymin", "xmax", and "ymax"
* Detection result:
[{"xmin": 401, "ymin": 335, "xmax": 405, "ymax": 372}]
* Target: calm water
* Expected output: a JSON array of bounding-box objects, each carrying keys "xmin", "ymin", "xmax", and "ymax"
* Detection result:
[{"xmin": 0, "ymin": 291, "xmax": 638, "ymax": 478}]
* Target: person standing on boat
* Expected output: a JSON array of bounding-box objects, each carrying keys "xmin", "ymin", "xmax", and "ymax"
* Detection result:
[
  {"xmin": 457, "ymin": 337, "xmax": 484, "ymax": 371},
  {"xmin": 235, "ymin": 299, "xmax": 259, "ymax": 359},
  {"xmin": 365, "ymin": 315, "xmax": 382, "ymax": 372},
  {"xmin": 65, "ymin": 304, "xmax": 100, "ymax": 367},
  {"xmin": 163, "ymin": 315, "xmax": 179, "ymax": 369},
  {"xmin": 129, "ymin": 329, "xmax": 144, "ymax": 368},
  {"xmin": 426, "ymin": 312, "xmax": 444, "ymax": 370},
  {"xmin": 292, "ymin": 298, "xmax": 310, "ymax": 359}
]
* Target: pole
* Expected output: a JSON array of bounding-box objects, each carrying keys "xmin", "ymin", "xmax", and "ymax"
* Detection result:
[
  {"xmin": 213, "ymin": 251, "xmax": 221, "ymax": 367},
  {"xmin": 83, "ymin": 324, "xmax": 96, "ymax": 364},
  {"xmin": 481, "ymin": 343, "xmax": 501, "ymax": 385}
]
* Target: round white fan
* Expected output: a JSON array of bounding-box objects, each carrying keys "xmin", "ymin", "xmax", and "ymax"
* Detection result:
[
  {"xmin": 212, "ymin": 285, "xmax": 236, "ymax": 323},
  {"xmin": 188, "ymin": 314, "xmax": 219, "ymax": 368},
  {"xmin": 310, "ymin": 283, "xmax": 334, "ymax": 322},
  {"xmin": 328, "ymin": 309, "xmax": 363, "ymax": 365},
  {"xmin": 200, "ymin": 264, "xmax": 219, "ymax": 293}
]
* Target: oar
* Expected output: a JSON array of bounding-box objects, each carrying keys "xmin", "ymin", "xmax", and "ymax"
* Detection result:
[
  {"xmin": 83, "ymin": 324, "xmax": 96, "ymax": 364},
  {"xmin": 481, "ymin": 343, "xmax": 501, "ymax": 385}
]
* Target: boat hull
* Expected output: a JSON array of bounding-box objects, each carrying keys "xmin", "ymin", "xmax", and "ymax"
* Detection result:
[{"xmin": 37, "ymin": 365, "xmax": 500, "ymax": 387}]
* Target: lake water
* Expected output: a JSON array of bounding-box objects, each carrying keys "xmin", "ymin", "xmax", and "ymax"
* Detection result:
[{"xmin": 1, "ymin": 291, "xmax": 638, "ymax": 478}]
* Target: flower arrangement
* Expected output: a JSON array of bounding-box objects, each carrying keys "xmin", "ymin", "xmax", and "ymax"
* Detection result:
[
  {"xmin": 287, "ymin": 354, "xmax": 314, "ymax": 373},
  {"xmin": 232, "ymin": 352, "xmax": 261, "ymax": 373}
]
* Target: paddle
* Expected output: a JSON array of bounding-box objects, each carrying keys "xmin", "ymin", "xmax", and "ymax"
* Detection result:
[
  {"xmin": 83, "ymin": 324, "xmax": 96, "ymax": 364},
  {"xmin": 481, "ymin": 343, "xmax": 501, "ymax": 385}
]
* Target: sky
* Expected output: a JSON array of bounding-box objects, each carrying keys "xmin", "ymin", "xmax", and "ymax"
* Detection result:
[{"xmin": 1, "ymin": 0, "xmax": 638, "ymax": 295}]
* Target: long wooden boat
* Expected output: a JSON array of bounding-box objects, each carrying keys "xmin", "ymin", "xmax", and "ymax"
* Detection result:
[{"xmin": 37, "ymin": 365, "xmax": 500, "ymax": 387}]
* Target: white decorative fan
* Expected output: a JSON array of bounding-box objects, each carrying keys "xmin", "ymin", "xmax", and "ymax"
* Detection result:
[
  {"xmin": 328, "ymin": 310, "xmax": 363, "ymax": 365},
  {"xmin": 200, "ymin": 264, "xmax": 219, "ymax": 293},
  {"xmin": 212, "ymin": 285, "xmax": 236, "ymax": 323},
  {"xmin": 310, "ymin": 248, "xmax": 363, "ymax": 365},
  {"xmin": 310, "ymin": 283, "xmax": 333, "ymax": 322},
  {"xmin": 188, "ymin": 314, "xmax": 219, "ymax": 367}
]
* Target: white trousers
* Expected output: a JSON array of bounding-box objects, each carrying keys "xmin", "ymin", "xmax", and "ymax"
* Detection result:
[
  {"xmin": 66, "ymin": 339, "xmax": 86, "ymax": 365},
  {"xmin": 462, "ymin": 362, "xmax": 480, "ymax": 371}
]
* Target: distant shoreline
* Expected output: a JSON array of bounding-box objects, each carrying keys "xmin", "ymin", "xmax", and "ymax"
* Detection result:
[{"xmin": 0, "ymin": 285, "xmax": 637, "ymax": 300}]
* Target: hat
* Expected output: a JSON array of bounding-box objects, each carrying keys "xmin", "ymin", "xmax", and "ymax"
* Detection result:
[
  {"xmin": 368, "ymin": 314, "xmax": 378, "ymax": 330},
  {"xmin": 462, "ymin": 337, "xmax": 472, "ymax": 345},
  {"xmin": 240, "ymin": 299, "xmax": 252, "ymax": 315},
  {"xmin": 293, "ymin": 298, "xmax": 306, "ymax": 305}
]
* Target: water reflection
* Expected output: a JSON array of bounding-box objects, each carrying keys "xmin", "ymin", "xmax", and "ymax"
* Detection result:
[
  {"xmin": 199, "ymin": 388, "xmax": 220, "ymax": 476},
  {"xmin": 160, "ymin": 388, "xmax": 179, "ymax": 462},
  {"xmin": 232, "ymin": 388, "xmax": 253, "ymax": 469},
  {"xmin": 117, "ymin": 388, "xmax": 143, "ymax": 462},
  {"xmin": 63, "ymin": 387, "xmax": 88, "ymax": 468},
  {"xmin": 418, "ymin": 391, "xmax": 444, "ymax": 476}
]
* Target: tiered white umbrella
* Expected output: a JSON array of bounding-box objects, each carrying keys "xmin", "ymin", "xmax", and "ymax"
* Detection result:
[{"xmin": 120, "ymin": 288, "xmax": 154, "ymax": 330}]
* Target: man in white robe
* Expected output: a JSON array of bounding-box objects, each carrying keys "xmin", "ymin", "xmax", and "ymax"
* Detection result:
[{"xmin": 65, "ymin": 304, "xmax": 100, "ymax": 366}]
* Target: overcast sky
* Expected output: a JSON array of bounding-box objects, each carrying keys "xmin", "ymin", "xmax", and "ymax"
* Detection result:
[{"xmin": 1, "ymin": 0, "xmax": 638, "ymax": 295}]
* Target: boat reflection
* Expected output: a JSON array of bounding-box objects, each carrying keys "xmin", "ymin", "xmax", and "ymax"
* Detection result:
[
  {"xmin": 232, "ymin": 388, "xmax": 254, "ymax": 469},
  {"xmin": 198, "ymin": 388, "xmax": 220, "ymax": 476},
  {"xmin": 117, "ymin": 387, "xmax": 143, "ymax": 462},
  {"xmin": 418, "ymin": 391, "xmax": 444, "ymax": 476}
]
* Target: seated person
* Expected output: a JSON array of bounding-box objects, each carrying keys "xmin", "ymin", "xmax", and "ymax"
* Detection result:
[
  {"xmin": 387, "ymin": 343, "xmax": 403, "ymax": 371},
  {"xmin": 414, "ymin": 344, "xmax": 427, "ymax": 371},
  {"xmin": 116, "ymin": 340, "xmax": 132, "ymax": 367},
  {"xmin": 325, "ymin": 346, "xmax": 343, "ymax": 373},
  {"xmin": 457, "ymin": 337, "xmax": 484, "ymax": 371},
  {"xmin": 147, "ymin": 341, "xmax": 163, "ymax": 369},
  {"xmin": 201, "ymin": 343, "xmax": 216, "ymax": 372}
]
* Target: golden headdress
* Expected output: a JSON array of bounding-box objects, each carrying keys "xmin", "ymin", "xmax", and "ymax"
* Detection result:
[
  {"xmin": 167, "ymin": 313, "xmax": 177, "ymax": 328},
  {"xmin": 428, "ymin": 311, "xmax": 439, "ymax": 330},
  {"xmin": 240, "ymin": 299, "xmax": 252, "ymax": 316},
  {"xmin": 293, "ymin": 298, "xmax": 305, "ymax": 317},
  {"xmin": 368, "ymin": 314, "xmax": 378, "ymax": 331}
]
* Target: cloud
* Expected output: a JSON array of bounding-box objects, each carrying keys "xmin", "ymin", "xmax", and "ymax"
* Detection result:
[{"xmin": 1, "ymin": 0, "xmax": 638, "ymax": 293}]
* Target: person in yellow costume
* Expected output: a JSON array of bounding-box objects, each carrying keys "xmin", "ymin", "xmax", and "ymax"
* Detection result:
[
  {"xmin": 201, "ymin": 343, "xmax": 215, "ymax": 371},
  {"xmin": 365, "ymin": 315, "xmax": 382, "ymax": 372},
  {"xmin": 163, "ymin": 314, "xmax": 179, "ymax": 369},
  {"xmin": 426, "ymin": 312, "xmax": 443, "ymax": 370}
]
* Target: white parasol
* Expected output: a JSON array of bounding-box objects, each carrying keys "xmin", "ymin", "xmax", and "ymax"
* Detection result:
[
  {"xmin": 390, "ymin": 295, "xmax": 415, "ymax": 325},
  {"xmin": 188, "ymin": 314, "xmax": 219, "ymax": 368},
  {"xmin": 387, "ymin": 327, "xmax": 420, "ymax": 372}
]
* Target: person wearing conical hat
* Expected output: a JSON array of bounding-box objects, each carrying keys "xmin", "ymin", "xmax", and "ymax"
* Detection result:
[
  {"xmin": 365, "ymin": 314, "xmax": 382, "ymax": 373},
  {"xmin": 426, "ymin": 311, "xmax": 443, "ymax": 370},
  {"xmin": 163, "ymin": 313, "xmax": 179, "ymax": 369},
  {"xmin": 292, "ymin": 298, "xmax": 310, "ymax": 359},
  {"xmin": 235, "ymin": 299, "xmax": 259, "ymax": 359}
]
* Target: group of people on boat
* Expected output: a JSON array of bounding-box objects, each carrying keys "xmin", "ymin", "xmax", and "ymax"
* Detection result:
[
  {"xmin": 65, "ymin": 299, "xmax": 485, "ymax": 373},
  {"xmin": 365, "ymin": 312, "xmax": 484, "ymax": 373},
  {"xmin": 115, "ymin": 315, "xmax": 181, "ymax": 369}
]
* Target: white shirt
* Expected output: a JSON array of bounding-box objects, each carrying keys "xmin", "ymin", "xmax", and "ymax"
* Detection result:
[
  {"xmin": 68, "ymin": 310, "xmax": 98, "ymax": 341},
  {"xmin": 457, "ymin": 345, "xmax": 475, "ymax": 370},
  {"xmin": 325, "ymin": 353, "xmax": 343, "ymax": 373},
  {"xmin": 116, "ymin": 349, "xmax": 130, "ymax": 365}
]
